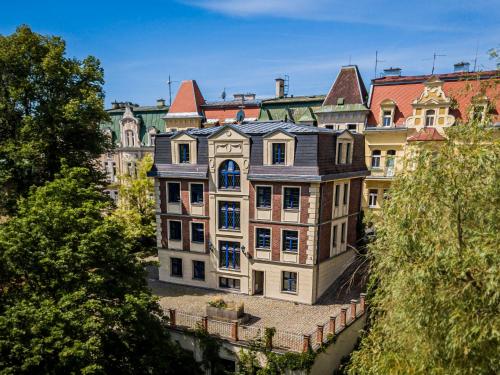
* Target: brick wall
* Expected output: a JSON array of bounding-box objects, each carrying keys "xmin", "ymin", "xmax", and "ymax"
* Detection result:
[{"xmin": 347, "ymin": 178, "xmax": 362, "ymax": 246}]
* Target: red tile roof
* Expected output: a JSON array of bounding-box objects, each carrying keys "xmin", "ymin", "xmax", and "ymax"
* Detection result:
[
  {"xmin": 204, "ymin": 107, "xmax": 260, "ymax": 124},
  {"xmin": 168, "ymin": 80, "xmax": 205, "ymax": 115},
  {"xmin": 368, "ymin": 70, "xmax": 499, "ymax": 126},
  {"xmin": 407, "ymin": 127, "xmax": 446, "ymax": 142},
  {"xmin": 323, "ymin": 65, "xmax": 368, "ymax": 106}
]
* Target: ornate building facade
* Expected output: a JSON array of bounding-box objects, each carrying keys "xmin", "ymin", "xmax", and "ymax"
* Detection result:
[
  {"xmin": 149, "ymin": 122, "xmax": 368, "ymax": 304},
  {"xmin": 363, "ymin": 68, "xmax": 499, "ymax": 211}
]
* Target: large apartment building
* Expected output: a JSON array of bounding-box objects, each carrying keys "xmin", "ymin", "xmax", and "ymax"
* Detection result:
[
  {"xmin": 363, "ymin": 66, "xmax": 499, "ymax": 211},
  {"xmin": 149, "ymin": 121, "xmax": 368, "ymax": 304}
]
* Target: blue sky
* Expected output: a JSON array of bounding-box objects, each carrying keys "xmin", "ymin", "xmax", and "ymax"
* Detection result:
[{"xmin": 1, "ymin": 0, "xmax": 499, "ymax": 107}]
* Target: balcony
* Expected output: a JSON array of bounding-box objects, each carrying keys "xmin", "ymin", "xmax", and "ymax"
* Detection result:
[{"xmin": 366, "ymin": 156, "xmax": 401, "ymax": 180}]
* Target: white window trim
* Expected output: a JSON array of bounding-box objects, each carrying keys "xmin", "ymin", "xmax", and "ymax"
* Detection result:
[
  {"xmin": 280, "ymin": 228, "xmax": 300, "ymax": 254},
  {"xmin": 170, "ymin": 257, "xmax": 183, "ymax": 278},
  {"xmin": 167, "ymin": 181, "xmax": 182, "ymax": 204},
  {"xmin": 189, "ymin": 221, "xmax": 205, "ymax": 244},
  {"xmin": 167, "ymin": 219, "xmax": 183, "ymax": 242},
  {"xmin": 192, "ymin": 260, "xmax": 206, "ymax": 281},
  {"xmin": 255, "ymin": 184, "xmax": 273, "ymax": 211},
  {"xmin": 255, "ymin": 226, "xmax": 272, "ymax": 251},
  {"xmin": 281, "ymin": 270, "xmax": 299, "ymax": 295},
  {"xmin": 189, "ymin": 182, "xmax": 204, "ymax": 205},
  {"xmin": 368, "ymin": 189, "xmax": 378, "ymax": 208},
  {"xmin": 282, "ymin": 185, "xmax": 301, "ymax": 212}
]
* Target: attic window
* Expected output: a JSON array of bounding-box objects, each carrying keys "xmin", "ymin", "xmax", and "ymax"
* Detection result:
[{"xmin": 337, "ymin": 98, "xmax": 345, "ymax": 105}]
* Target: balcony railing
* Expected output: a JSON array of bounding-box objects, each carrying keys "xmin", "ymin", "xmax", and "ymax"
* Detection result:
[{"xmin": 366, "ymin": 156, "xmax": 401, "ymax": 178}]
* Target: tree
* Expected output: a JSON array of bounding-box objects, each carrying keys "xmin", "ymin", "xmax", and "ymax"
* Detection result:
[
  {"xmin": 0, "ymin": 165, "xmax": 200, "ymax": 374},
  {"xmin": 347, "ymin": 120, "xmax": 500, "ymax": 374},
  {"xmin": 112, "ymin": 154, "xmax": 156, "ymax": 255},
  {"xmin": 0, "ymin": 25, "xmax": 110, "ymax": 214}
]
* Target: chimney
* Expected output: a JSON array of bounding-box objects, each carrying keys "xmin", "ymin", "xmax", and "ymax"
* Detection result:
[
  {"xmin": 156, "ymin": 98, "xmax": 166, "ymax": 107},
  {"xmin": 111, "ymin": 101, "xmax": 119, "ymax": 109},
  {"xmin": 233, "ymin": 93, "xmax": 244, "ymax": 101},
  {"xmin": 382, "ymin": 67, "xmax": 402, "ymax": 77},
  {"xmin": 454, "ymin": 62, "xmax": 470, "ymax": 73},
  {"xmin": 275, "ymin": 78, "xmax": 285, "ymax": 98},
  {"xmin": 244, "ymin": 93, "xmax": 256, "ymax": 101}
]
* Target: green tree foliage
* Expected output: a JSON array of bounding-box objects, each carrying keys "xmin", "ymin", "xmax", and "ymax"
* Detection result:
[
  {"xmin": 0, "ymin": 166, "xmax": 200, "ymax": 374},
  {"xmin": 0, "ymin": 25, "xmax": 110, "ymax": 214},
  {"xmin": 112, "ymin": 154, "xmax": 156, "ymax": 255},
  {"xmin": 348, "ymin": 121, "xmax": 500, "ymax": 374}
]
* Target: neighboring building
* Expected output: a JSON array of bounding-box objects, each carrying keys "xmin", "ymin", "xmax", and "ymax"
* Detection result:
[
  {"xmin": 149, "ymin": 121, "xmax": 368, "ymax": 305},
  {"xmin": 258, "ymin": 78, "xmax": 324, "ymax": 125},
  {"xmin": 100, "ymin": 100, "xmax": 169, "ymax": 198},
  {"xmin": 202, "ymin": 93, "xmax": 261, "ymax": 126},
  {"xmin": 363, "ymin": 66, "xmax": 499, "ymax": 211},
  {"xmin": 316, "ymin": 65, "xmax": 370, "ymax": 133}
]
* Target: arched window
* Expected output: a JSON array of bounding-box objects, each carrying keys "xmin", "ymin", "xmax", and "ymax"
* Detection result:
[
  {"xmin": 219, "ymin": 160, "xmax": 240, "ymax": 190},
  {"xmin": 371, "ymin": 150, "xmax": 381, "ymax": 168},
  {"xmin": 425, "ymin": 109, "xmax": 435, "ymax": 127},
  {"xmin": 125, "ymin": 130, "xmax": 135, "ymax": 147}
]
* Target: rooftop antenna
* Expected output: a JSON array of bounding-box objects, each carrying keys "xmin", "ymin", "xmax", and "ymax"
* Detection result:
[
  {"xmin": 423, "ymin": 52, "xmax": 446, "ymax": 74},
  {"xmin": 283, "ymin": 74, "xmax": 290, "ymax": 97},
  {"xmin": 473, "ymin": 41, "xmax": 479, "ymax": 72},
  {"xmin": 167, "ymin": 75, "xmax": 179, "ymax": 106},
  {"xmin": 221, "ymin": 87, "xmax": 226, "ymax": 101},
  {"xmin": 374, "ymin": 51, "xmax": 385, "ymax": 78}
]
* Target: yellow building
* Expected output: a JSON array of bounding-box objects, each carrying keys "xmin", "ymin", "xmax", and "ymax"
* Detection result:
[{"xmin": 363, "ymin": 67, "xmax": 499, "ymax": 211}]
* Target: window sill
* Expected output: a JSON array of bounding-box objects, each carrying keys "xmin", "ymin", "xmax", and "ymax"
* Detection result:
[
  {"xmin": 191, "ymin": 202, "xmax": 204, "ymax": 206},
  {"xmin": 282, "ymin": 250, "xmax": 298, "ymax": 254},
  {"xmin": 218, "ymin": 188, "xmax": 241, "ymax": 192},
  {"xmin": 219, "ymin": 267, "xmax": 241, "ymax": 272},
  {"xmin": 191, "ymin": 240, "xmax": 205, "ymax": 244},
  {"xmin": 283, "ymin": 208, "xmax": 299, "ymax": 212},
  {"xmin": 255, "ymin": 247, "xmax": 271, "ymax": 251},
  {"xmin": 169, "ymin": 238, "xmax": 182, "ymax": 242},
  {"xmin": 168, "ymin": 201, "xmax": 182, "ymax": 205},
  {"xmin": 256, "ymin": 207, "xmax": 272, "ymax": 210},
  {"xmin": 218, "ymin": 228, "xmax": 241, "ymax": 232},
  {"xmin": 192, "ymin": 277, "xmax": 205, "ymax": 281},
  {"xmin": 281, "ymin": 290, "xmax": 298, "ymax": 295},
  {"xmin": 171, "ymin": 274, "xmax": 183, "ymax": 278}
]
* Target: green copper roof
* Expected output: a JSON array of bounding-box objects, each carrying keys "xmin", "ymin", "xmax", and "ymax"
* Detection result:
[
  {"xmin": 315, "ymin": 104, "xmax": 369, "ymax": 113},
  {"xmin": 100, "ymin": 106, "xmax": 169, "ymax": 145},
  {"xmin": 258, "ymin": 95, "xmax": 325, "ymax": 123}
]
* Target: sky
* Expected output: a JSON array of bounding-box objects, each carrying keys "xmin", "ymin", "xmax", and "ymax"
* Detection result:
[{"xmin": 1, "ymin": 0, "xmax": 499, "ymax": 107}]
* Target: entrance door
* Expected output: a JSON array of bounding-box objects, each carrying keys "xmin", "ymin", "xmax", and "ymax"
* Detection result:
[{"xmin": 253, "ymin": 271, "xmax": 264, "ymax": 295}]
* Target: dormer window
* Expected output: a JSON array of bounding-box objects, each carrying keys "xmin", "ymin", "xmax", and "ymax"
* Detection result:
[
  {"xmin": 346, "ymin": 143, "xmax": 352, "ymax": 164},
  {"xmin": 272, "ymin": 143, "xmax": 286, "ymax": 165},
  {"xmin": 337, "ymin": 143, "xmax": 343, "ymax": 164},
  {"xmin": 382, "ymin": 111, "xmax": 392, "ymax": 127},
  {"xmin": 179, "ymin": 143, "xmax": 190, "ymax": 163},
  {"xmin": 425, "ymin": 109, "xmax": 436, "ymax": 126}
]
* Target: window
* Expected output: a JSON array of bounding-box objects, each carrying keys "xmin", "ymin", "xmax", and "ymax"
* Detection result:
[
  {"xmin": 179, "ymin": 143, "xmax": 190, "ymax": 163},
  {"xmin": 368, "ymin": 189, "xmax": 378, "ymax": 208},
  {"xmin": 125, "ymin": 130, "xmax": 135, "ymax": 147},
  {"xmin": 282, "ymin": 271, "xmax": 297, "ymax": 293},
  {"xmin": 218, "ymin": 201, "xmax": 240, "ymax": 230},
  {"xmin": 341, "ymin": 222, "xmax": 346, "ymax": 243},
  {"xmin": 193, "ymin": 260, "xmax": 205, "ymax": 280},
  {"xmin": 190, "ymin": 183, "xmax": 204, "ymax": 204},
  {"xmin": 149, "ymin": 133, "xmax": 156, "ymax": 146},
  {"xmin": 272, "ymin": 143, "xmax": 286, "ymax": 164},
  {"xmin": 169, "ymin": 221, "xmax": 182, "ymax": 241},
  {"xmin": 425, "ymin": 109, "xmax": 435, "ymax": 126},
  {"xmin": 343, "ymin": 183, "xmax": 349, "ymax": 205},
  {"xmin": 168, "ymin": 182, "xmax": 180, "ymax": 203},
  {"xmin": 325, "ymin": 125, "xmax": 334, "ymax": 130},
  {"xmin": 346, "ymin": 143, "xmax": 352, "ymax": 164},
  {"xmin": 382, "ymin": 111, "xmax": 392, "ymax": 127},
  {"xmin": 282, "ymin": 230, "xmax": 298, "ymax": 252},
  {"xmin": 334, "ymin": 185, "xmax": 341, "ymax": 207},
  {"xmin": 256, "ymin": 186, "xmax": 271, "ymax": 208},
  {"xmin": 219, "ymin": 160, "xmax": 240, "ymax": 190},
  {"xmin": 171, "ymin": 258, "xmax": 182, "ymax": 277},
  {"xmin": 127, "ymin": 162, "xmax": 136, "ymax": 177},
  {"xmin": 219, "ymin": 277, "xmax": 240, "ymax": 290},
  {"xmin": 332, "ymin": 225, "xmax": 338, "ymax": 250},
  {"xmin": 371, "ymin": 150, "xmax": 381, "ymax": 168},
  {"xmin": 347, "ymin": 124, "xmax": 357, "ymax": 131},
  {"xmin": 386, "ymin": 150, "xmax": 396, "ymax": 177},
  {"xmin": 283, "ymin": 187, "xmax": 300, "ymax": 210},
  {"xmin": 256, "ymin": 228, "xmax": 271, "ymax": 249},
  {"xmin": 219, "ymin": 241, "xmax": 240, "ymax": 270},
  {"xmin": 337, "ymin": 143, "xmax": 343, "ymax": 164},
  {"xmin": 191, "ymin": 222, "xmax": 204, "ymax": 243}
]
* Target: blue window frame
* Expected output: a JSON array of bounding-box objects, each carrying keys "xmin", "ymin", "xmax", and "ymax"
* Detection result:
[
  {"xmin": 169, "ymin": 221, "xmax": 182, "ymax": 241},
  {"xmin": 282, "ymin": 230, "xmax": 298, "ymax": 252},
  {"xmin": 171, "ymin": 258, "xmax": 183, "ymax": 277},
  {"xmin": 256, "ymin": 228, "xmax": 271, "ymax": 249},
  {"xmin": 179, "ymin": 143, "xmax": 190, "ymax": 163},
  {"xmin": 219, "ymin": 241, "xmax": 240, "ymax": 270},
  {"xmin": 283, "ymin": 187, "xmax": 300, "ymax": 210},
  {"xmin": 190, "ymin": 183, "xmax": 204, "ymax": 204},
  {"xmin": 219, "ymin": 160, "xmax": 240, "ymax": 189},
  {"xmin": 191, "ymin": 222, "xmax": 204, "ymax": 243},
  {"xmin": 192, "ymin": 260, "xmax": 205, "ymax": 280},
  {"xmin": 272, "ymin": 143, "xmax": 286, "ymax": 164},
  {"xmin": 218, "ymin": 201, "xmax": 240, "ymax": 230},
  {"xmin": 282, "ymin": 271, "xmax": 297, "ymax": 292},
  {"xmin": 256, "ymin": 186, "xmax": 271, "ymax": 208}
]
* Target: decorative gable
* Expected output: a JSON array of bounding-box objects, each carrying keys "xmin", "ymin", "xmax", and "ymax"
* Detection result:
[
  {"xmin": 120, "ymin": 107, "xmax": 141, "ymax": 147},
  {"xmin": 262, "ymin": 129, "xmax": 295, "ymax": 166},
  {"xmin": 171, "ymin": 132, "xmax": 198, "ymax": 164}
]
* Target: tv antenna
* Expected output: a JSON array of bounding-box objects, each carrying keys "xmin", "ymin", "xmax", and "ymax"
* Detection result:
[
  {"xmin": 423, "ymin": 52, "xmax": 446, "ymax": 74},
  {"xmin": 221, "ymin": 87, "xmax": 226, "ymax": 101},
  {"xmin": 473, "ymin": 41, "xmax": 479, "ymax": 72},
  {"xmin": 374, "ymin": 51, "xmax": 385, "ymax": 78},
  {"xmin": 167, "ymin": 75, "xmax": 179, "ymax": 106}
]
